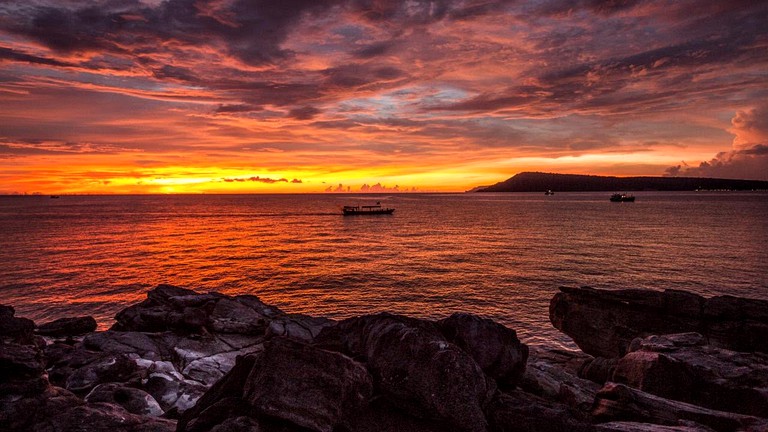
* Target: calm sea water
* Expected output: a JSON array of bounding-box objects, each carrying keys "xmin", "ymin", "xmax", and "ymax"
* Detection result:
[{"xmin": 1, "ymin": 192, "xmax": 766, "ymax": 348}]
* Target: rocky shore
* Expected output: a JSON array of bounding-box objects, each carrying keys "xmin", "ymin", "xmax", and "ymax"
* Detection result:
[{"xmin": 2, "ymin": 285, "xmax": 767, "ymax": 431}]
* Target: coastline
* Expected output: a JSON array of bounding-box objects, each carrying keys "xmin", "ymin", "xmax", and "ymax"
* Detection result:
[{"xmin": 2, "ymin": 285, "xmax": 767, "ymax": 431}]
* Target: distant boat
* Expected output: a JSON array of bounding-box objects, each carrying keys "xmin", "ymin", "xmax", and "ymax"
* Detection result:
[
  {"xmin": 50, "ymin": 195, "xmax": 60, "ymax": 199},
  {"xmin": 610, "ymin": 193, "xmax": 635, "ymax": 202},
  {"xmin": 544, "ymin": 190, "xmax": 554, "ymax": 195},
  {"xmin": 342, "ymin": 202, "xmax": 395, "ymax": 215}
]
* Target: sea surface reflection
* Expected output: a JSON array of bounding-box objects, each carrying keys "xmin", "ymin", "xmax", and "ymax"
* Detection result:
[{"xmin": 1, "ymin": 192, "xmax": 766, "ymax": 348}]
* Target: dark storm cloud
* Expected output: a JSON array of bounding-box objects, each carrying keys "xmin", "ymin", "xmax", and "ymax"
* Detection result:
[
  {"xmin": 2, "ymin": 0, "xmax": 340, "ymax": 65},
  {"xmin": 0, "ymin": 47, "xmax": 74, "ymax": 67},
  {"xmin": 536, "ymin": 0, "xmax": 645, "ymax": 16},
  {"xmin": 288, "ymin": 106, "xmax": 321, "ymax": 120},
  {"xmin": 437, "ymin": 2, "xmax": 768, "ymax": 116}
]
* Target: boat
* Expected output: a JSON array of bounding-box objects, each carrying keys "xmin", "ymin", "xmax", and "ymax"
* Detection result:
[
  {"xmin": 50, "ymin": 195, "xmax": 60, "ymax": 199},
  {"xmin": 610, "ymin": 193, "xmax": 635, "ymax": 202},
  {"xmin": 342, "ymin": 202, "xmax": 395, "ymax": 215},
  {"xmin": 544, "ymin": 190, "xmax": 554, "ymax": 195}
]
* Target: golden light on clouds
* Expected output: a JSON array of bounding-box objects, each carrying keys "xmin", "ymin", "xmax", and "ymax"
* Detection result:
[{"xmin": 1, "ymin": 1, "xmax": 767, "ymax": 194}]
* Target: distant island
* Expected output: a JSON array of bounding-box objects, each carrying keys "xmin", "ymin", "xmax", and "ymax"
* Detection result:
[{"xmin": 478, "ymin": 172, "xmax": 768, "ymax": 192}]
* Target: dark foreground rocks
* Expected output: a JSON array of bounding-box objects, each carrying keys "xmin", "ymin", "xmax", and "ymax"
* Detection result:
[
  {"xmin": 2, "ymin": 284, "xmax": 767, "ymax": 432},
  {"xmin": 550, "ymin": 286, "xmax": 768, "ymax": 358}
]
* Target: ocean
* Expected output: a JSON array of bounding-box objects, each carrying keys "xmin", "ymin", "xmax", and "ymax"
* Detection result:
[{"xmin": 1, "ymin": 192, "xmax": 766, "ymax": 349}]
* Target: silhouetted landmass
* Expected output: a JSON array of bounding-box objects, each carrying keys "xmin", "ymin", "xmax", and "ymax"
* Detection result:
[{"xmin": 479, "ymin": 172, "xmax": 768, "ymax": 192}]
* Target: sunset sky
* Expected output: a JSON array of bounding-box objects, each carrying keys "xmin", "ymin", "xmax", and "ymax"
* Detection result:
[{"xmin": 1, "ymin": 0, "xmax": 767, "ymax": 194}]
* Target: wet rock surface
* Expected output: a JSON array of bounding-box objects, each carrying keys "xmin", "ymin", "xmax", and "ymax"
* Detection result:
[{"xmin": 2, "ymin": 285, "xmax": 767, "ymax": 432}]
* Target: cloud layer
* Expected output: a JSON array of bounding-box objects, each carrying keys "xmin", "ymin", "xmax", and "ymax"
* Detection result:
[{"xmin": 1, "ymin": 0, "xmax": 767, "ymax": 192}]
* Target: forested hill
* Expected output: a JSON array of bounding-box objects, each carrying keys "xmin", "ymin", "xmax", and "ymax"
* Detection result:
[{"xmin": 479, "ymin": 172, "xmax": 768, "ymax": 192}]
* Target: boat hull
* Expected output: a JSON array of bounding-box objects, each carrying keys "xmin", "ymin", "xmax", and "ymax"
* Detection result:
[{"xmin": 342, "ymin": 208, "xmax": 395, "ymax": 215}]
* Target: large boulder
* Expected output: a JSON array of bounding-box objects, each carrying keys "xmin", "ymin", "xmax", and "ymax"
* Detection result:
[
  {"xmin": 611, "ymin": 333, "xmax": 768, "ymax": 418},
  {"xmin": 549, "ymin": 286, "xmax": 768, "ymax": 358},
  {"xmin": 37, "ymin": 316, "xmax": 97, "ymax": 337},
  {"xmin": 178, "ymin": 338, "xmax": 373, "ymax": 432},
  {"xmin": 243, "ymin": 338, "xmax": 373, "ymax": 432},
  {"xmin": 315, "ymin": 313, "xmax": 495, "ymax": 432},
  {"xmin": 112, "ymin": 284, "xmax": 282, "ymax": 336},
  {"xmin": 439, "ymin": 312, "xmax": 528, "ymax": 388}
]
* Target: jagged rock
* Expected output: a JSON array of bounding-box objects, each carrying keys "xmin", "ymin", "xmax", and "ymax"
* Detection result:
[
  {"xmin": 178, "ymin": 340, "xmax": 373, "ymax": 432},
  {"xmin": 37, "ymin": 316, "xmax": 97, "ymax": 337},
  {"xmin": 611, "ymin": 333, "xmax": 768, "ymax": 417},
  {"xmin": 438, "ymin": 312, "xmax": 528, "ymax": 388},
  {"xmin": 266, "ymin": 314, "xmax": 336, "ymax": 342},
  {"xmin": 172, "ymin": 334, "xmax": 265, "ymax": 386},
  {"xmin": 112, "ymin": 285, "xmax": 287, "ymax": 338},
  {"xmin": 550, "ymin": 286, "xmax": 768, "ymax": 358},
  {"xmin": 243, "ymin": 338, "xmax": 373, "ymax": 432},
  {"xmin": 177, "ymin": 355, "xmax": 259, "ymax": 432},
  {"xmin": 141, "ymin": 359, "xmax": 208, "ymax": 415},
  {"xmin": 486, "ymin": 389, "xmax": 592, "ymax": 432},
  {"xmin": 85, "ymin": 382, "xmax": 164, "ymax": 416},
  {"xmin": 521, "ymin": 349, "xmax": 600, "ymax": 413},
  {"xmin": 592, "ymin": 382, "xmax": 768, "ymax": 432},
  {"xmin": 315, "ymin": 313, "xmax": 495, "ymax": 432},
  {"xmin": 66, "ymin": 353, "xmax": 143, "ymax": 393},
  {"xmin": 0, "ymin": 304, "xmax": 35, "ymax": 344}
]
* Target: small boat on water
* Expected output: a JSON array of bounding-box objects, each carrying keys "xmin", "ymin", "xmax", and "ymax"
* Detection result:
[
  {"xmin": 544, "ymin": 190, "xmax": 554, "ymax": 195},
  {"xmin": 50, "ymin": 195, "xmax": 60, "ymax": 199},
  {"xmin": 610, "ymin": 193, "xmax": 635, "ymax": 202},
  {"xmin": 342, "ymin": 202, "xmax": 395, "ymax": 215}
]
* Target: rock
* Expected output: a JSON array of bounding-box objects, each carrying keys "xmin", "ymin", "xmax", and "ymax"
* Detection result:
[
  {"xmin": 611, "ymin": 333, "xmax": 768, "ymax": 417},
  {"xmin": 579, "ymin": 356, "xmax": 619, "ymax": 384},
  {"xmin": 65, "ymin": 353, "xmax": 143, "ymax": 393},
  {"xmin": 521, "ymin": 349, "xmax": 600, "ymax": 414},
  {"xmin": 342, "ymin": 398, "xmax": 452, "ymax": 432},
  {"xmin": 486, "ymin": 389, "xmax": 592, "ymax": 432},
  {"xmin": 0, "ymin": 343, "xmax": 45, "ymax": 383},
  {"xmin": 172, "ymin": 334, "xmax": 265, "ymax": 387},
  {"xmin": 85, "ymin": 382, "xmax": 164, "ymax": 416},
  {"xmin": 550, "ymin": 286, "xmax": 768, "ymax": 358},
  {"xmin": 1, "ymin": 385, "xmax": 83, "ymax": 431},
  {"xmin": 243, "ymin": 338, "xmax": 373, "ymax": 432},
  {"xmin": 41, "ymin": 402, "xmax": 176, "ymax": 431},
  {"xmin": 595, "ymin": 422, "xmax": 718, "ymax": 431},
  {"xmin": 112, "ymin": 285, "xmax": 289, "ymax": 337},
  {"xmin": 438, "ymin": 312, "xmax": 528, "ymax": 388},
  {"xmin": 316, "ymin": 313, "xmax": 495, "ymax": 432},
  {"xmin": 592, "ymin": 382, "xmax": 768, "ymax": 432},
  {"xmin": 266, "ymin": 314, "xmax": 336, "ymax": 342},
  {"xmin": 37, "ymin": 316, "xmax": 97, "ymax": 337},
  {"xmin": 177, "ymin": 355, "xmax": 260, "ymax": 432},
  {"xmin": 84, "ymin": 330, "xmax": 175, "ymax": 360},
  {"xmin": 0, "ymin": 304, "xmax": 35, "ymax": 344},
  {"xmin": 208, "ymin": 298, "xmax": 267, "ymax": 334}
]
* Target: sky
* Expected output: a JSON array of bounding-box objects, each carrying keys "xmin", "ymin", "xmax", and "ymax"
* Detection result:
[{"xmin": 1, "ymin": 0, "xmax": 767, "ymax": 194}]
